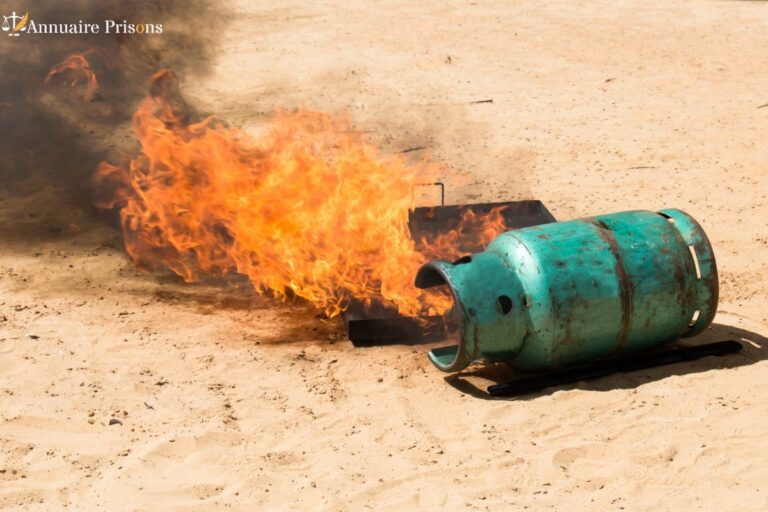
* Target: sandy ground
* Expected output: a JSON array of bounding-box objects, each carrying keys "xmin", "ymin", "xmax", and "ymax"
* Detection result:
[{"xmin": 2, "ymin": 0, "xmax": 768, "ymax": 510}]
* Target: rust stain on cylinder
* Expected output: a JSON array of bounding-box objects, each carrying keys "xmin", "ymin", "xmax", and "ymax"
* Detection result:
[{"xmin": 590, "ymin": 219, "xmax": 633, "ymax": 351}]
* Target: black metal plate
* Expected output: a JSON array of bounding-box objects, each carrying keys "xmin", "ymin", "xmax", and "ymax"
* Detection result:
[{"xmin": 344, "ymin": 199, "xmax": 556, "ymax": 346}]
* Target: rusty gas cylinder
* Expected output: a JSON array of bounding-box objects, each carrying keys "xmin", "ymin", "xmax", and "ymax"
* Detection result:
[{"xmin": 415, "ymin": 209, "xmax": 718, "ymax": 372}]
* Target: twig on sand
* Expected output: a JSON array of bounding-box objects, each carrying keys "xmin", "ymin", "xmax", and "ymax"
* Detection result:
[
  {"xmin": 757, "ymin": 103, "xmax": 768, "ymax": 109},
  {"xmin": 400, "ymin": 146, "xmax": 426, "ymax": 153},
  {"xmin": 469, "ymin": 99, "xmax": 494, "ymax": 104}
]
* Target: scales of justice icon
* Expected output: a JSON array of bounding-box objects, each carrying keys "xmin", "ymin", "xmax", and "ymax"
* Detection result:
[{"xmin": 2, "ymin": 11, "xmax": 29, "ymax": 36}]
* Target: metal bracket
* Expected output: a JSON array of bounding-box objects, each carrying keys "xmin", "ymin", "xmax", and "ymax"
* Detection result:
[{"xmin": 412, "ymin": 182, "xmax": 445, "ymax": 207}]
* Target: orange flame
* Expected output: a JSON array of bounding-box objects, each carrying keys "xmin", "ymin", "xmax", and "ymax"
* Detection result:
[
  {"xmin": 45, "ymin": 51, "xmax": 100, "ymax": 99},
  {"xmin": 413, "ymin": 206, "xmax": 511, "ymax": 263},
  {"xmin": 94, "ymin": 70, "xmax": 508, "ymax": 318}
]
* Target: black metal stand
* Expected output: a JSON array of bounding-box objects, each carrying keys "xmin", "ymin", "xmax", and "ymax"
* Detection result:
[{"xmin": 487, "ymin": 340, "xmax": 743, "ymax": 397}]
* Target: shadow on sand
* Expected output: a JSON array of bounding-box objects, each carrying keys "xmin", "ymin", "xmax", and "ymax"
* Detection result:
[{"xmin": 443, "ymin": 323, "xmax": 768, "ymax": 400}]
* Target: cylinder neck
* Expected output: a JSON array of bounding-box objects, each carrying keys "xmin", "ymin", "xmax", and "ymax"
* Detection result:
[{"xmin": 415, "ymin": 252, "xmax": 528, "ymax": 372}]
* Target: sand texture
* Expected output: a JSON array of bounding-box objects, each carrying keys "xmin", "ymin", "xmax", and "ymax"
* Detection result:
[{"xmin": 1, "ymin": 1, "xmax": 768, "ymax": 510}]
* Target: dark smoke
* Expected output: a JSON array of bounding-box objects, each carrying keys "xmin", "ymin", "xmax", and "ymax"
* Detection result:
[{"xmin": 0, "ymin": 0, "xmax": 222, "ymax": 245}]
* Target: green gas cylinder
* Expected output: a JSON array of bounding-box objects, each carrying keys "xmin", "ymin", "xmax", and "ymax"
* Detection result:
[{"xmin": 415, "ymin": 209, "xmax": 718, "ymax": 373}]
